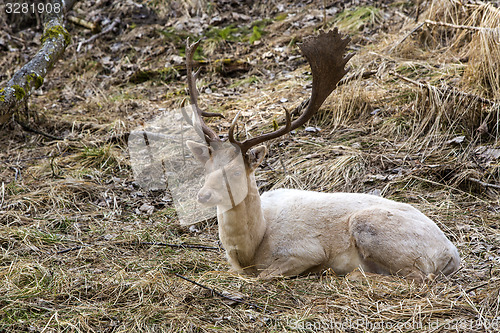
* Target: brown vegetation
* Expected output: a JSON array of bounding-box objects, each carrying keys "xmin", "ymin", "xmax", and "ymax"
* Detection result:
[{"xmin": 0, "ymin": 0, "xmax": 499, "ymax": 331}]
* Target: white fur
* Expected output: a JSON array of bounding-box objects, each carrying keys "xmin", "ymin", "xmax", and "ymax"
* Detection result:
[
  {"xmin": 256, "ymin": 189, "xmax": 460, "ymax": 279},
  {"xmin": 187, "ymin": 141, "xmax": 460, "ymax": 280}
]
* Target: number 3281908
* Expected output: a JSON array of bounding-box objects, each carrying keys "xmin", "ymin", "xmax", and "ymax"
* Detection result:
[{"xmin": 5, "ymin": 2, "xmax": 62, "ymax": 14}]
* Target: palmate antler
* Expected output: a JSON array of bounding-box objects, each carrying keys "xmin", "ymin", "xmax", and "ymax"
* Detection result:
[{"xmin": 185, "ymin": 28, "xmax": 353, "ymax": 154}]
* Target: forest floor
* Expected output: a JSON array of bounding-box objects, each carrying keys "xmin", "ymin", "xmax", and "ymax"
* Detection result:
[{"xmin": 1, "ymin": 0, "xmax": 500, "ymax": 332}]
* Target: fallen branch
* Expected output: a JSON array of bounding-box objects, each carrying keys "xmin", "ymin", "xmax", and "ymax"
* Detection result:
[
  {"xmin": 468, "ymin": 177, "xmax": 500, "ymax": 191},
  {"xmin": 0, "ymin": 0, "xmax": 78, "ymax": 125},
  {"xmin": 67, "ymin": 15, "xmax": 100, "ymax": 32},
  {"xmin": 465, "ymin": 278, "xmax": 499, "ymax": 294},
  {"xmin": 392, "ymin": 72, "xmax": 495, "ymax": 106},
  {"xmin": 16, "ymin": 119, "xmax": 64, "ymax": 141},
  {"xmin": 142, "ymin": 242, "xmax": 220, "ymax": 251},
  {"xmin": 129, "ymin": 58, "xmax": 250, "ymax": 83},
  {"xmin": 390, "ymin": 19, "xmax": 500, "ymax": 53},
  {"xmin": 76, "ymin": 17, "xmax": 120, "ymax": 52},
  {"xmin": 389, "ymin": 21, "xmax": 425, "ymax": 53},
  {"xmin": 338, "ymin": 70, "xmax": 378, "ymax": 86},
  {"xmin": 56, "ymin": 246, "xmax": 84, "ymax": 254},
  {"xmin": 174, "ymin": 273, "xmax": 272, "ymax": 313},
  {"xmin": 424, "ymin": 19, "xmax": 500, "ymax": 34}
]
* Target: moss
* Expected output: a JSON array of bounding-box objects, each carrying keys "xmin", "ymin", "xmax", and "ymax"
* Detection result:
[
  {"xmin": 0, "ymin": 88, "xmax": 5, "ymax": 102},
  {"xmin": 333, "ymin": 6, "xmax": 381, "ymax": 32},
  {"xmin": 35, "ymin": 75, "xmax": 44, "ymax": 89},
  {"xmin": 41, "ymin": 25, "xmax": 71, "ymax": 46},
  {"xmin": 275, "ymin": 13, "xmax": 288, "ymax": 21},
  {"xmin": 12, "ymin": 85, "xmax": 26, "ymax": 100},
  {"xmin": 26, "ymin": 73, "xmax": 44, "ymax": 89}
]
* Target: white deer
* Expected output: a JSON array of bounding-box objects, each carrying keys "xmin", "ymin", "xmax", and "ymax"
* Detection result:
[{"xmin": 183, "ymin": 29, "xmax": 460, "ymax": 281}]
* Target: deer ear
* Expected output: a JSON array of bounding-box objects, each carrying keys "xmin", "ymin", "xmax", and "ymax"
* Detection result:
[
  {"xmin": 187, "ymin": 140, "xmax": 211, "ymax": 163},
  {"xmin": 247, "ymin": 145, "xmax": 267, "ymax": 170}
]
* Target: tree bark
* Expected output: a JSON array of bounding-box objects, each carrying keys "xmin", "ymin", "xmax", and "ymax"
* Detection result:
[{"xmin": 0, "ymin": 0, "xmax": 77, "ymax": 125}]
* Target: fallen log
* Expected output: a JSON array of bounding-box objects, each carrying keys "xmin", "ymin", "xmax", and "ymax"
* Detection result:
[{"xmin": 0, "ymin": 0, "xmax": 78, "ymax": 125}]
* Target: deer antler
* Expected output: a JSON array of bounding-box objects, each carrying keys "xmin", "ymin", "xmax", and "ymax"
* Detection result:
[
  {"xmin": 184, "ymin": 29, "xmax": 353, "ymax": 153},
  {"xmin": 183, "ymin": 38, "xmax": 224, "ymax": 143},
  {"xmin": 229, "ymin": 28, "xmax": 353, "ymax": 155}
]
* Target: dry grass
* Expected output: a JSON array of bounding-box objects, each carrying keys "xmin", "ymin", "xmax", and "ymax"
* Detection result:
[{"xmin": 1, "ymin": 0, "xmax": 500, "ymax": 332}]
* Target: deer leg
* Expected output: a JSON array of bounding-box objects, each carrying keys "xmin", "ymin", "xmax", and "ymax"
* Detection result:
[{"xmin": 257, "ymin": 256, "xmax": 319, "ymax": 280}]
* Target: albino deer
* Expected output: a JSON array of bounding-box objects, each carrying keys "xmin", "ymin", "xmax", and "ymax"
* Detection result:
[{"xmin": 183, "ymin": 29, "xmax": 460, "ymax": 281}]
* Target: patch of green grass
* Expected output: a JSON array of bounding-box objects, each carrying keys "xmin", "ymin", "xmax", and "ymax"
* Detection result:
[
  {"xmin": 14, "ymin": 227, "xmax": 63, "ymax": 245},
  {"xmin": 249, "ymin": 25, "xmax": 263, "ymax": 44},
  {"xmin": 229, "ymin": 75, "xmax": 261, "ymax": 88},
  {"xmin": 109, "ymin": 92, "xmax": 136, "ymax": 102},
  {"xmin": 333, "ymin": 6, "xmax": 381, "ymax": 32},
  {"xmin": 46, "ymin": 217, "xmax": 73, "ymax": 233},
  {"xmin": 77, "ymin": 145, "xmax": 121, "ymax": 171},
  {"xmin": 204, "ymin": 19, "xmax": 271, "ymax": 49}
]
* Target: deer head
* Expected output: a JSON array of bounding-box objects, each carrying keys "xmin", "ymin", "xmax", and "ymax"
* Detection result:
[{"xmin": 184, "ymin": 29, "xmax": 353, "ymax": 209}]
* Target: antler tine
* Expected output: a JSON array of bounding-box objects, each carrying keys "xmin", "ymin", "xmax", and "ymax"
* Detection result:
[
  {"xmin": 186, "ymin": 38, "xmax": 202, "ymax": 109},
  {"xmin": 185, "ymin": 38, "xmax": 224, "ymax": 143},
  {"xmin": 228, "ymin": 111, "xmax": 241, "ymax": 145},
  {"xmin": 231, "ymin": 108, "xmax": 292, "ymax": 154},
  {"xmin": 232, "ymin": 28, "xmax": 353, "ymax": 155}
]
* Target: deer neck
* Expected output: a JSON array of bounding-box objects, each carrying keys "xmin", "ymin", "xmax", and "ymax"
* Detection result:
[{"xmin": 217, "ymin": 173, "xmax": 266, "ymax": 270}]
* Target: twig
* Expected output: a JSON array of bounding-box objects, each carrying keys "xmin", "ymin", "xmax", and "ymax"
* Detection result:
[
  {"xmin": 424, "ymin": 19, "xmax": 500, "ymax": 33},
  {"xmin": 392, "ymin": 72, "xmax": 495, "ymax": 105},
  {"xmin": 468, "ymin": 177, "xmax": 500, "ymax": 190},
  {"xmin": 56, "ymin": 246, "xmax": 84, "ymax": 254},
  {"xmin": 390, "ymin": 20, "xmax": 500, "ymax": 53},
  {"xmin": 174, "ymin": 273, "xmax": 272, "ymax": 313},
  {"xmin": 465, "ymin": 278, "xmax": 499, "ymax": 293},
  {"xmin": 338, "ymin": 70, "xmax": 378, "ymax": 86},
  {"xmin": 16, "ymin": 119, "xmax": 64, "ymax": 140},
  {"xmin": 76, "ymin": 18, "xmax": 120, "ymax": 52},
  {"xmin": 10, "ymin": 166, "xmax": 20, "ymax": 181},
  {"xmin": 0, "ymin": 182, "xmax": 4, "ymax": 209},
  {"xmin": 142, "ymin": 242, "xmax": 220, "ymax": 251},
  {"xmin": 389, "ymin": 21, "xmax": 425, "ymax": 53}
]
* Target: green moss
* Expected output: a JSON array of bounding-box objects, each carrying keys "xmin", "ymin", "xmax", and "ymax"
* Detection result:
[
  {"xmin": 12, "ymin": 85, "xmax": 26, "ymax": 100},
  {"xmin": 333, "ymin": 6, "xmax": 381, "ymax": 32},
  {"xmin": 0, "ymin": 88, "xmax": 5, "ymax": 102},
  {"xmin": 35, "ymin": 75, "xmax": 44, "ymax": 89},
  {"xmin": 41, "ymin": 25, "xmax": 71, "ymax": 46},
  {"xmin": 26, "ymin": 73, "xmax": 44, "ymax": 89},
  {"xmin": 275, "ymin": 13, "xmax": 288, "ymax": 21}
]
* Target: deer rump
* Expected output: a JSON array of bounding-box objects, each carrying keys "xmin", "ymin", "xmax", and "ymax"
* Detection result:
[{"xmin": 256, "ymin": 189, "xmax": 459, "ymax": 280}]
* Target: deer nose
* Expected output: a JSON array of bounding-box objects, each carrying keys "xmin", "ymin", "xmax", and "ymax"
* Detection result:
[{"xmin": 197, "ymin": 191, "xmax": 212, "ymax": 203}]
